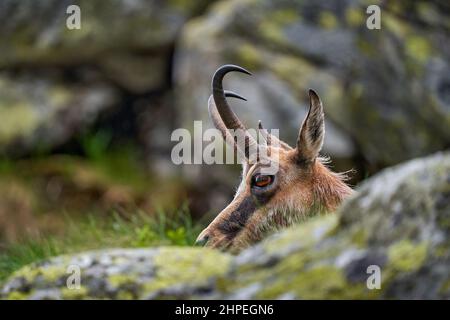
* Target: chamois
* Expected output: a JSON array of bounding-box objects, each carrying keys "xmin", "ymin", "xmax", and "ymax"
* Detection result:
[{"xmin": 196, "ymin": 65, "xmax": 353, "ymax": 252}]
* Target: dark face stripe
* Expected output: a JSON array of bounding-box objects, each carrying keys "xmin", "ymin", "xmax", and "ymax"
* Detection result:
[
  {"xmin": 218, "ymin": 196, "xmax": 256, "ymax": 240},
  {"xmin": 218, "ymin": 192, "xmax": 274, "ymax": 241}
]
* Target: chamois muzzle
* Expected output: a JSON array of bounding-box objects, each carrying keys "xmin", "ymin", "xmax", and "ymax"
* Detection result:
[{"xmin": 195, "ymin": 234, "xmax": 209, "ymax": 247}]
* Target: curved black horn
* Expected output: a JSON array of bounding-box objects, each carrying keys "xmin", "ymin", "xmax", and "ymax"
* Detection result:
[
  {"xmin": 208, "ymin": 91, "xmax": 247, "ymax": 144},
  {"xmin": 212, "ymin": 64, "xmax": 251, "ymax": 131},
  {"xmin": 211, "ymin": 65, "xmax": 257, "ymax": 159}
]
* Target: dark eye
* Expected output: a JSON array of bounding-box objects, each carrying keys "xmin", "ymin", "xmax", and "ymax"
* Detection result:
[{"xmin": 252, "ymin": 174, "xmax": 274, "ymax": 188}]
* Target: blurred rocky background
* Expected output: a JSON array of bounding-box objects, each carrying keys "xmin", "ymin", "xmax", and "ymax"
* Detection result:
[{"xmin": 0, "ymin": 0, "xmax": 449, "ymax": 278}]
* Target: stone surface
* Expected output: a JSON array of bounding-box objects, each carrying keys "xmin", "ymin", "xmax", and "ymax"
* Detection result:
[
  {"xmin": 0, "ymin": 72, "xmax": 117, "ymax": 155},
  {"xmin": 0, "ymin": 0, "xmax": 212, "ymax": 153},
  {"xmin": 0, "ymin": 0, "xmax": 209, "ymax": 67},
  {"xmin": 174, "ymin": 0, "xmax": 450, "ymax": 168},
  {"xmin": 2, "ymin": 152, "xmax": 449, "ymax": 299},
  {"xmin": 1, "ymin": 247, "xmax": 232, "ymax": 300}
]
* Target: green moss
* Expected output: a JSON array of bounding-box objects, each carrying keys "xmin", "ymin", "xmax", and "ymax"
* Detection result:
[
  {"xmin": 210, "ymin": 0, "xmax": 240, "ymax": 18},
  {"xmin": 48, "ymin": 86, "xmax": 72, "ymax": 107},
  {"xmin": 270, "ymin": 9, "xmax": 299, "ymax": 25},
  {"xmin": 405, "ymin": 35, "xmax": 432, "ymax": 63},
  {"xmin": 7, "ymin": 291, "xmax": 32, "ymax": 300},
  {"xmin": 10, "ymin": 264, "xmax": 41, "ymax": 283},
  {"xmin": 387, "ymin": 240, "xmax": 428, "ymax": 272},
  {"xmin": 258, "ymin": 266, "xmax": 347, "ymax": 299},
  {"xmin": 142, "ymin": 247, "xmax": 231, "ymax": 295},
  {"xmin": 362, "ymin": 0, "xmax": 382, "ymax": 5},
  {"xmin": 116, "ymin": 291, "xmax": 134, "ymax": 300},
  {"xmin": 357, "ymin": 38, "xmax": 376, "ymax": 56},
  {"xmin": 319, "ymin": 11, "xmax": 338, "ymax": 29},
  {"xmin": 236, "ymin": 44, "xmax": 263, "ymax": 71},
  {"xmin": 416, "ymin": 3, "xmax": 439, "ymax": 23},
  {"xmin": 8, "ymin": 258, "xmax": 68, "ymax": 284},
  {"xmin": 350, "ymin": 228, "xmax": 368, "ymax": 247},
  {"xmin": 268, "ymin": 264, "xmax": 378, "ymax": 299},
  {"xmin": 109, "ymin": 274, "xmax": 138, "ymax": 287},
  {"xmin": 259, "ymin": 21, "xmax": 286, "ymax": 44},
  {"xmin": 61, "ymin": 286, "xmax": 89, "ymax": 299},
  {"xmin": 264, "ymin": 214, "xmax": 338, "ymax": 255},
  {"xmin": 0, "ymin": 102, "xmax": 38, "ymax": 144},
  {"xmin": 168, "ymin": 0, "xmax": 200, "ymax": 13},
  {"xmin": 439, "ymin": 279, "xmax": 450, "ymax": 295},
  {"xmin": 345, "ymin": 7, "xmax": 365, "ymax": 27},
  {"xmin": 256, "ymin": 7, "xmax": 301, "ymax": 45},
  {"xmin": 61, "ymin": 18, "xmax": 99, "ymax": 45},
  {"xmin": 383, "ymin": 13, "xmax": 409, "ymax": 38},
  {"xmin": 270, "ymin": 54, "xmax": 313, "ymax": 88},
  {"xmin": 0, "ymin": 75, "xmax": 81, "ymax": 146},
  {"xmin": 40, "ymin": 265, "xmax": 68, "ymax": 282}
]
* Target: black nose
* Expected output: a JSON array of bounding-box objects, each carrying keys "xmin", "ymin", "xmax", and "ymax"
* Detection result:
[{"xmin": 195, "ymin": 234, "xmax": 210, "ymax": 246}]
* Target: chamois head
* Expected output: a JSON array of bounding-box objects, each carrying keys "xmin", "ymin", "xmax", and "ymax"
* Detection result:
[{"xmin": 196, "ymin": 65, "xmax": 353, "ymax": 252}]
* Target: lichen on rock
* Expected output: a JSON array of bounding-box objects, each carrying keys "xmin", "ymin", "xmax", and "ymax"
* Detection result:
[
  {"xmin": 2, "ymin": 152, "xmax": 449, "ymax": 299},
  {"xmin": 1, "ymin": 247, "xmax": 232, "ymax": 300},
  {"xmin": 175, "ymin": 0, "xmax": 450, "ymax": 172},
  {"xmin": 0, "ymin": 73, "xmax": 117, "ymax": 155}
]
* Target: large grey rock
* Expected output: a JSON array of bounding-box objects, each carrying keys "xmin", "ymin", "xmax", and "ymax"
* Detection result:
[
  {"xmin": 174, "ymin": 0, "xmax": 450, "ymax": 168},
  {"xmin": 2, "ymin": 152, "xmax": 449, "ymax": 299},
  {"xmin": 0, "ymin": 72, "xmax": 117, "ymax": 155},
  {"xmin": 0, "ymin": 0, "xmax": 209, "ymax": 67},
  {"xmin": 0, "ymin": 0, "xmax": 214, "ymax": 154},
  {"xmin": 1, "ymin": 248, "xmax": 232, "ymax": 300}
]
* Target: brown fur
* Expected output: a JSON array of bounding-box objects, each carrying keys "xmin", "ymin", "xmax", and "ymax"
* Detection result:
[
  {"xmin": 197, "ymin": 145, "xmax": 353, "ymax": 253},
  {"xmin": 198, "ymin": 68, "xmax": 353, "ymax": 252}
]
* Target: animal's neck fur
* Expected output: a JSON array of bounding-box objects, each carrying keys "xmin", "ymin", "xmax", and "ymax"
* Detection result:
[{"xmin": 311, "ymin": 161, "xmax": 353, "ymax": 212}]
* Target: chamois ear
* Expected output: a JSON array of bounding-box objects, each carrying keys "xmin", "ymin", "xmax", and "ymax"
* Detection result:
[{"xmin": 295, "ymin": 89, "xmax": 325, "ymax": 164}]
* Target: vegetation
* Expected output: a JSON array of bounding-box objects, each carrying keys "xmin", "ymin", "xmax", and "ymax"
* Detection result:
[
  {"xmin": 0, "ymin": 204, "xmax": 202, "ymax": 282},
  {"xmin": 0, "ymin": 129, "xmax": 202, "ymax": 283}
]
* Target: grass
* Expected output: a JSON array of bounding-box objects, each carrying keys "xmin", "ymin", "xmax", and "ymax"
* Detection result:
[
  {"xmin": 79, "ymin": 130, "xmax": 153, "ymax": 190},
  {"xmin": 0, "ymin": 131, "xmax": 203, "ymax": 284},
  {"xmin": 0, "ymin": 203, "xmax": 203, "ymax": 283}
]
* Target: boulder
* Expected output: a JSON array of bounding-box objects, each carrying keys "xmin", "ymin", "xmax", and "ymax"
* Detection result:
[
  {"xmin": 0, "ymin": 72, "xmax": 117, "ymax": 155},
  {"xmin": 0, "ymin": 0, "xmax": 213, "ymax": 154},
  {"xmin": 0, "ymin": 0, "xmax": 210, "ymax": 67},
  {"xmin": 0, "ymin": 248, "xmax": 232, "ymax": 300},
  {"xmin": 174, "ymin": 0, "xmax": 450, "ymax": 169},
  {"xmin": 2, "ymin": 152, "xmax": 449, "ymax": 299}
]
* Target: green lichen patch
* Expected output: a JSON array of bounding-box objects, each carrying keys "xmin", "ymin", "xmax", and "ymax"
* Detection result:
[
  {"xmin": 7, "ymin": 263, "xmax": 65, "ymax": 284},
  {"xmin": 263, "ymin": 214, "xmax": 338, "ymax": 255},
  {"xmin": 61, "ymin": 286, "xmax": 89, "ymax": 300},
  {"xmin": 387, "ymin": 240, "xmax": 428, "ymax": 273},
  {"xmin": 235, "ymin": 43, "xmax": 264, "ymax": 71},
  {"xmin": 142, "ymin": 247, "xmax": 232, "ymax": 296},
  {"xmin": 319, "ymin": 11, "xmax": 339, "ymax": 29},
  {"xmin": 7, "ymin": 291, "xmax": 33, "ymax": 300},
  {"xmin": 345, "ymin": 7, "xmax": 365, "ymax": 27},
  {"xmin": 405, "ymin": 35, "xmax": 432, "ymax": 63},
  {"xmin": 108, "ymin": 274, "xmax": 138, "ymax": 288}
]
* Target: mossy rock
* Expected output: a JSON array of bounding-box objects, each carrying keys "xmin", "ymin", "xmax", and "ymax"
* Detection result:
[
  {"xmin": 0, "ymin": 0, "xmax": 213, "ymax": 67},
  {"xmin": 175, "ymin": 0, "xmax": 450, "ymax": 168},
  {"xmin": 1, "ymin": 247, "xmax": 232, "ymax": 300},
  {"xmin": 2, "ymin": 152, "xmax": 449, "ymax": 299},
  {"xmin": 0, "ymin": 73, "xmax": 117, "ymax": 155}
]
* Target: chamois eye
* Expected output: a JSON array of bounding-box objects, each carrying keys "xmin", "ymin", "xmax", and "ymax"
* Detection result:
[{"xmin": 252, "ymin": 174, "xmax": 274, "ymax": 188}]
